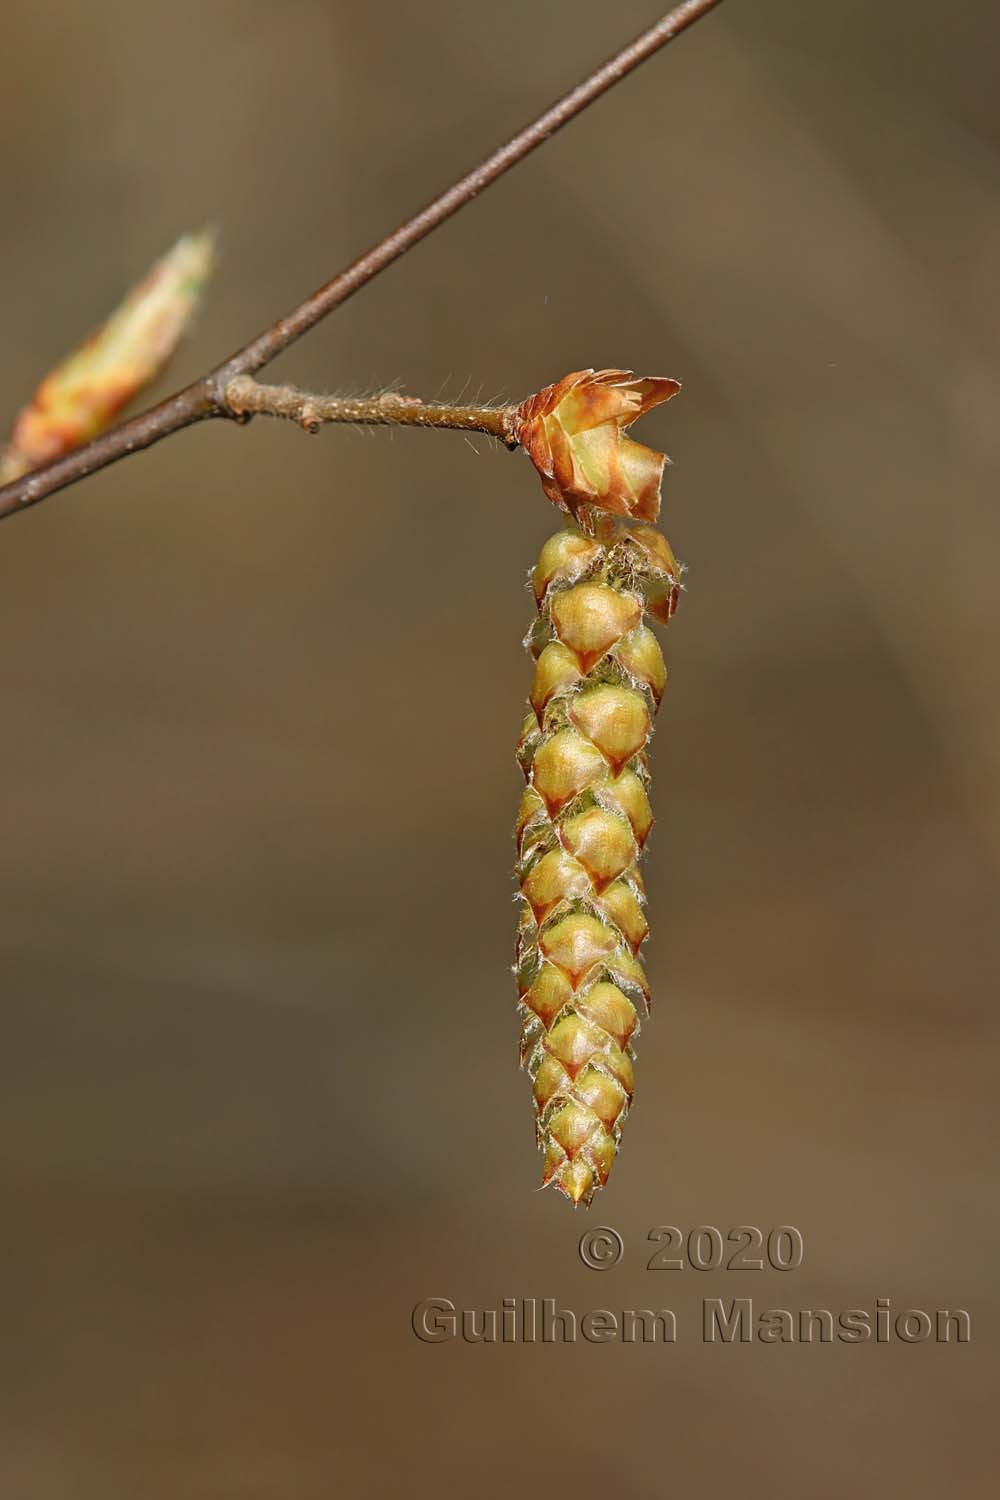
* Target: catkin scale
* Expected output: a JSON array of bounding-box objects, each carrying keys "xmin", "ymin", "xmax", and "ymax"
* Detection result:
[{"xmin": 515, "ymin": 515, "xmax": 680, "ymax": 1204}]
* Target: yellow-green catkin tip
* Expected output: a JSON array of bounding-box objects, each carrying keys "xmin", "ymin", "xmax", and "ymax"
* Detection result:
[{"xmin": 1, "ymin": 230, "xmax": 216, "ymax": 483}]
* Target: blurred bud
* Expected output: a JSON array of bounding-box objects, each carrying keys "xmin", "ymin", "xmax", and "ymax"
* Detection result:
[
  {"xmin": 515, "ymin": 368, "xmax": 680, "ymax": 522},
  {"xmin": 1, "ymin": 231, "xmax": 216, "ymax": 483}
]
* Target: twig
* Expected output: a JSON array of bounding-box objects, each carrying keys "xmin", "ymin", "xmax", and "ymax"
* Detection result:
[
  {"xmin": 0, "ymin": 0, "xmax": 724, "ymax": 523},
  {"xmin": 212, "ymin": 0, "xmax": 724, "ymax": 381},
  {"xmin": 225, "ymin": 377, "xmax": 519, "ymax": 445}
]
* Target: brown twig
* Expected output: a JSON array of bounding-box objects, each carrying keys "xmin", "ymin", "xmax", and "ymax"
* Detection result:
[
  {"xmin": 225, "ymin": 377, "xmax": 519, "ymax": 445},
  {"xmin": 0, "ymin": 0, "xmax": 723, "ymax": 523}
]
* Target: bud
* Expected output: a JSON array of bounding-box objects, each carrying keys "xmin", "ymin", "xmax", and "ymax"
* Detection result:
[
  {"xmin": 514, "ymin": 368, "xmax": 680, "ymax": 523},
  {"xmin": 1, "ymin": 231, "xmax": 215, "ymax": 483}
]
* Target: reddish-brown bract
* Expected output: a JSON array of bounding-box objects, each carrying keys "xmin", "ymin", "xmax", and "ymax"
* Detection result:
[{"xmin": 515, "ymin": 368, "xmax": 680, "ymax": 522}]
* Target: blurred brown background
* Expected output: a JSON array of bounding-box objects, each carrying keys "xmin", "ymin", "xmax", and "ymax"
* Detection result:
[{"xmin": 1, "ymin": 1, "xmax": 998, "ymax": 1494}]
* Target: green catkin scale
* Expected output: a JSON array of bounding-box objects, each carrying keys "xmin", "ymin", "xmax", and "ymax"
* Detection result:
[{"xmin": 514, "ymin": 515, "xmax": 680, "ymax": 1205}]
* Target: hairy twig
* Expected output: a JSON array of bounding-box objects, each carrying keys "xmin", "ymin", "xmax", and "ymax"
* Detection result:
[
  {"xmin": 0, "ymin": 0, "xmax": 723, "ymax": 523},
  {"xmin": 225, "ymin": 377, "xmax": 519, "ymax": 445}
]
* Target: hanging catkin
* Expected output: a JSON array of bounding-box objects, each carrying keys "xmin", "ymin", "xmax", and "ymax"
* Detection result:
[{"xmin": 512, "ymin": 370, "xmax": 682, "ymax": 1204}]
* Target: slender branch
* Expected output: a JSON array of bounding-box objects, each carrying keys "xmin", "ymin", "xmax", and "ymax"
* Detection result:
[
  {"xmin": 0, "ymin": 0, "xmax": 724, "ymax": 524},
  {"xmin": 212, "ymin": 0, "xmax": 725, "ymax": 382},
  {"xmin": 225, "ymin": 376, "xmax": 519, "ymax": 445}
]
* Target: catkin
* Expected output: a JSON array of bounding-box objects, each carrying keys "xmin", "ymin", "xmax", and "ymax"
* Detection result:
[{"xmin": 515, "ymin": 515, "xmax": 680, "ymax": 1204}]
